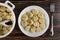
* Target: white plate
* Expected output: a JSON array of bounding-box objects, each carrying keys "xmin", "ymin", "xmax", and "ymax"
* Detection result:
[{"xmin": 18, "ymin": 5, "xmax": 49, "ymax": 37}]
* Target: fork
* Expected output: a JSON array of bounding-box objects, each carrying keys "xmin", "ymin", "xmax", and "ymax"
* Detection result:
[{"xmin": 50, "ymin": 3, "xmax": 55, "ymax": 36}]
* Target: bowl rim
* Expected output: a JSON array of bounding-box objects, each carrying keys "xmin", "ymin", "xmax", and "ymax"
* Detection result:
[
  {"xmin": 0, "ymin": 3, "xmax": 16, "ymax": 38},
  {"xmin": 18, "ymin": 5, "xmax": 50, "ymax": 37}
]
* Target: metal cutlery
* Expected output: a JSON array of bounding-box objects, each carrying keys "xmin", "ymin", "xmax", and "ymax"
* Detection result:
[{"xmin": 50, "ymin": 3, "xmax": 55, "ymax": 36}]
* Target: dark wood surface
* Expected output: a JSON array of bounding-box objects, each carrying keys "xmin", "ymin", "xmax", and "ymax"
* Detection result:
[{"xmin": 0, "ymin": 0, "xmax": 60, "ymax": 40}]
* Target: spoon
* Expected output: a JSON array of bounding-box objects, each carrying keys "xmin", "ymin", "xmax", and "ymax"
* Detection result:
[{"xmin": 0, "ymin": 20, "xmax": 12, "ymax": 26}]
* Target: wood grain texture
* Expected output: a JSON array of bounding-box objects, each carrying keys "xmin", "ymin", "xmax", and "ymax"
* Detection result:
[{"xmin": 0, "ymin": 0, "xmax": 60, "ymax": 40}]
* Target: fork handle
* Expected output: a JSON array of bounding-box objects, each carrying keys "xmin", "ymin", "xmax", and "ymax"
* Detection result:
[{"xmin": 51, "ymin": 15, "xmax": 54, "ymax": 36}]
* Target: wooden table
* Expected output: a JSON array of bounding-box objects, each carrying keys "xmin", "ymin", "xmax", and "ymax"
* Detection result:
[{"xmin": 0, "ymin": 0, "xmax": 60, "ymax": 40}]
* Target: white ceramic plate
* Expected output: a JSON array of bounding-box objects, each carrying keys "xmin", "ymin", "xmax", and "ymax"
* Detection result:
[{"xmin": 18, "ymin": 5, "xmax": 49, "ymax": 37}]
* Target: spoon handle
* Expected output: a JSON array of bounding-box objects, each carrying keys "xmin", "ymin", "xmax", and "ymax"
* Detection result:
[
  {"xmin": 0, "ymin": 20, "xmax": 10, "ymax": 26},
  {"xmin": 0, "ymin": 22, "xmax": 8, "ymax": 26}
]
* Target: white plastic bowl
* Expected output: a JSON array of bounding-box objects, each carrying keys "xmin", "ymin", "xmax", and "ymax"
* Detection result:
[
  {"xmin": 0, "ymin": 1, "xmax": 16, "ymax": 38},
  {"xmin": 18, "ymin": 5, "xmax": 49, "ymax": 37}
]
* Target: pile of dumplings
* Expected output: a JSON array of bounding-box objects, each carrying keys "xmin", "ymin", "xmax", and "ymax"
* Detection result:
[
  {"xmin": 0, "ymin": 6, "xmax": 14, "ymax": 22},
  {"xmin": 21, "ymin": 9, "xmax": 45, "ymax": 32},
  {"xmin": 0, "ymin": 6, "xmax": 13, "ymax": 35}
]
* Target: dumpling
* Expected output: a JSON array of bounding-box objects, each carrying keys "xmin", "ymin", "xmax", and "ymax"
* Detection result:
[
  {"xmin": 0, "ymin": 14, "xmax": 2, "ymax": 17},
  {"xmin": 27, "ymin": 19, "xmax": 33, "ymax": 25},
  {"xmin": 39, "ymin": 24, "xmax": 45, "ymax": 29},
  {"xmin": 30, "ymin": 27, "xmax": 36, "ymax": 32},
  {"xmin": 31, "ymin": 9, "xmax": 39, "ymax": 15},
  {"xmin": 33, "ymin": 16, "xmax": 38, "ymax": 22},
  {"xmin": 22, "ymin": 14, "xmax": 28, "ymax": 21},
  {"xmin": 24, "ymin": 26, "xmax": 30, "ymax": 31},
  {"xmin": 3, "ymin": 27, "xmax": 9, "ymax": 34},
  {"xmin": 39, "ymin": 19, "xmax": 45, "ymax": 24},
  {"xmin": 21, "ymin": 21, "xmax": 28, "ymax": 27},
  {"xmin": 5, "ymin": 25, "xmax": 12, "ymax": 31},
  {"xmin": 33, "ymin": 22, "xmax": 39, "ymax": 27},
  {"xmin": 2, "ymin": 12, "xmax": 7, "ymax": 16},
  {"xmin": 26, "ymin": 12, "xmax": 33, "ymax": 18},
  {"xmin": 0, "ymin": 17, "xmax": 2, "ymax": 21},
  {"xmin": 0, "ymin": 25, "xmax": 3, "ymax": 31},
  {"xmin": 0, "ymin": 30, "xmax": 3, "ymax": 35},
  {"xmin": 6, "ymin": 15, "xmax": 11, "ymax": 19},
  {"xmin": 6, "ymin": 8, "xmax": 11, "ymax": 13},
  {"xmin": 36, "ymin": 27, "xmax": 42, "ymax": 32},
  {"xmin": 0, "ymin": 25, "xmax": 3, "ymax": 35},
  {"xmin": 37, "ymin": 12, "xmax": 44, "ymax": 19},
  {"xmin": 0, "ymin": 6, "xmax": 6, "ymax": 12},
  {"xmin": 10, "ymin": 16, "xmax": 14, "ymax": 21}
]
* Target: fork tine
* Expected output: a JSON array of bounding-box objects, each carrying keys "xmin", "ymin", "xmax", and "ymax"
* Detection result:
[{"xmin": 50, "ymin": 3, "xmax": 55, "ymax": 12}]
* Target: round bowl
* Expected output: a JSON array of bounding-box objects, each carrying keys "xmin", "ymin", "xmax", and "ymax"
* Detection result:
[{"xmin": 18, "ymin": 5, "xmax": 49, "ymax": 37}]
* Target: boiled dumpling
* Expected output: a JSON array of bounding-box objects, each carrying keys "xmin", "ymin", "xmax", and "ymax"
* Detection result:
[
  {"xmin": 39, "ymin": 19, "xmax": 45, "ymax": 24},
  {"xmin": 37, "ymin": 12, "xmax": 44, "ymax": 19},
  {"xmin": 36, "ymin": 27, "xmax": 42, "ymax": 32},
  {"xmin": 30, "ymin": 27, "xmax": 36, "ymax": 32},
  {"xmin": 31, "ymin": 9, "xmax": 39, "ymax": 15},
  {"xmin": 3, "ymin": 27, "xmax": 9, "ymax": 34},
  {"xmin": 33, "ymin": 22, "xmax": 39, "ymax": 27},
  {"xmin": 10, "ymin": 16, "xmax": 14, "ymax": 21},
  {"xmin": 0, "ymin": 17, "xmax": 2, "ymax": 21},
  {"xmin": 39, "ymin": 24, "xmax": 45, "ymax": 29},
  {"xmin": 33, "ymin": 16, "xmax": 38, "ymax": 22},
  {"xmin": 24, "ymin": 26, "xmax": 30, "ymax": 31},
  {"xmin": 21, "ymin": 21, "xmax": 28, "ymax": 27},
  {"xmin": 0, "ymin": 6, "xmax": 6, "ymax": 12},
  {"xmin": 22, "ymin": 14, "xmax": 28, "ymax": 21},
  {"xmin": 26, "ymin": 12, "xmax": 33, "ymax": 18},
  {"xmin": 27, "ymin": 19, "xmax": 33, "ymax": 25}
]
